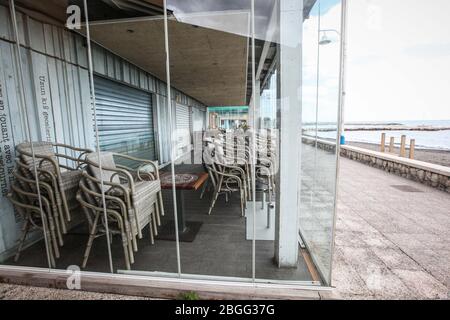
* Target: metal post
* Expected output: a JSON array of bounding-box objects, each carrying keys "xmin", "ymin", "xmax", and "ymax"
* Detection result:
[
  {"xmin": 330, "ymin": 0, "xmax": 348, "ymax": 287},
  {"xmin": 83, "ymin": 0, "xmax": 114, "ymax": 273},
  {"xmin": 251, "ymin": 0, "xmax": 257, "ymax": 283},
  {"xmin": 9, "ymin": 0, "xmax": 52, "ymax": 270},
  {"xmin": 163, "ymin": 0, "xmax": 182, "ymax": 277}
]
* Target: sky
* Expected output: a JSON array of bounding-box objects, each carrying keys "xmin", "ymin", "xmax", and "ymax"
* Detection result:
[
  {"xmin": 167, "ymin": 0, "xmax": 450, "ymax": 122},
  {"xmin": 304, "ymin": 0, "xmax": 450, "ymax": 122}
]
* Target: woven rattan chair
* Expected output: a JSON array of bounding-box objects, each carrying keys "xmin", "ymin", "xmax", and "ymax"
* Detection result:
[
  {"xmin": 203, "ymin": 146, "xmax": 247, "ymax": 217},
  {"xmin": 15, "ymin": 142, "xmax": 93, "ymax": 228},
  {"xmin": 85, "ymin": 152, "xmax": 163, "ymax": 242},
  {"xmin": 7, "ymin": 183, "xmax": 59, "ymax": 267},
  {"xmin": 76, "ymin": 185, "xmax": 132, "ymax": 270},
  {"xmin": 12, "ymin": 169, "xmax": 64, "ymax": 247}
]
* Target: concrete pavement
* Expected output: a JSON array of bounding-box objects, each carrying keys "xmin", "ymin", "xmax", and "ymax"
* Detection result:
[{"xmin": 333, "ymin": 157, "xmax": 449, "ymax": 299}]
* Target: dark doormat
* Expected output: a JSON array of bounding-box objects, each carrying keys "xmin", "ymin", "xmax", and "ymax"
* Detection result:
[{"xmin": 155, "ymin": 221, "xmax": 203, "ymax": 242}]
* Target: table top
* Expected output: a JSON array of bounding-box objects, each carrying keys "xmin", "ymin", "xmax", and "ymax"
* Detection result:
[{"xmin": 160, "ymin": 172, "xmax": 208, "ymax": 190}]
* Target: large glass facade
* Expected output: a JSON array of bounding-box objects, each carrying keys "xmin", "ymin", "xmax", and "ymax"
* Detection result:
[{"xmin": 0, "ymin": 0, "xmax": 342, "ymax": 288}]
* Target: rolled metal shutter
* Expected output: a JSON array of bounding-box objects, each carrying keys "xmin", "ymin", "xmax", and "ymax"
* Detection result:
[
  {"xmin": 175, "ymin": 104, "xmax": 191, "ymax": 154},
  {"xmin": 94, "ymin": 76, "xmax": 156, "ymax": 160}
]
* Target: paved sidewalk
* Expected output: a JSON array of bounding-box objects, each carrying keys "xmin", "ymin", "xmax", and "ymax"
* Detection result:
[{"xmin": 333, "ymin": 158, "xmax": 449, "ymax": 299}]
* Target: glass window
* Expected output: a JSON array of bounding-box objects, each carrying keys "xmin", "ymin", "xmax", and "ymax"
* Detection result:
[{"xmin": 0, "ymin": 0, "xmax": 342, "ymax": 288}]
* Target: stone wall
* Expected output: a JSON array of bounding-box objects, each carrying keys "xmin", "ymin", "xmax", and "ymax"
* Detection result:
[
  {"xmin": 301, "ymin": 136, "xmax": 450, "ymax": 193},
  {"xmin": 340, "ymin": 146, "xmax": 450, "ymax": 193},
  {"xmin": 301, "ymin": 137, "xmax": 336, "ymax": 153}
]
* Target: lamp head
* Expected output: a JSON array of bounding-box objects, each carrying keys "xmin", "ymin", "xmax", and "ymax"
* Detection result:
[{"xmin": 319, "ymin": 34, "xmax": 332, "ymax": 45}]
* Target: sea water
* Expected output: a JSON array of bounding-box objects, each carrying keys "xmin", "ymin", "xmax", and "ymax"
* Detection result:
[{"xmin": 317, "ymin": 120, "xmax": 450, "ymax": 151}]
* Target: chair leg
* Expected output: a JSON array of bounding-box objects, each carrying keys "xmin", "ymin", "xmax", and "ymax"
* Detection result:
[
  {"xmin": 155, "ymin": 199, "xmax": 161, "ymax": 226},
  {"xmin": 268, "ymin": 176, "xmax": 273, "ymax": 204},
  {"xmin": 208, "ymin": 176, "xmax": 223, "ymax": 215},
  {"xmin": 118, "ymin": 219, "xmax": 131, "ymax": 271},
  {"xmin": 240, "ymin": 189, "xmax": 245, "ymax": 217},
  {"xmin": 42, "ymin": 215, "xmax": 56, "ymax": 268},
  {"xmin": 134, "ymin": 209, "xmax": 143, "ymax": 239},
  {"xmin": 158, "ymin": 191, "xmax": 165, "ymax": 216},
  {"xmin": 149, "ymin": 209, "xmax": 155, "ymax": 245},
  {"xmin": 55, "ymin": 195, "xmax": 67, "ymax": 234},
  {"xmin": 47, "ymin": 213, "xmax": 60, "ymax": 259},
  {"xmin": 132, "ymin": 231, "xmax": 138, "ymax": 252},
  {"xmin": 152, "ymin": 206, "xmax": 158, "ymax": 237},
  {"xmin": 199, "ymin": 179, "xmax": 208, "ymax": 199},
  {"xmin": 14, "ymin": 219, "xmax": 30, "ymax": 262},
  {"xmin": 124, "ymin": 220, "xmax": 134, "ymax": 264},
  {"xmin": 59, "ymin": 186, "xmax": 71, "ymax": 222},
  {"xmin": 49, "ymin": 197, "xmax": 64, "ymax": 247},
  {"xmin": 82, "ymin": 213, "xmax": 100, "ymax": 268}
]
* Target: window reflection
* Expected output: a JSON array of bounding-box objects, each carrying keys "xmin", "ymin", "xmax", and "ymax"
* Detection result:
[{"xmin": 0, "ymin": 0, "xmax": 341, "ymax": 287}]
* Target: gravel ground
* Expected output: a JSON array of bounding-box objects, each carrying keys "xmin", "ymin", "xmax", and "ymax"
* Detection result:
[{"xmin": 0, "ymin": 282, "xmax": 150, "ymax": 300}]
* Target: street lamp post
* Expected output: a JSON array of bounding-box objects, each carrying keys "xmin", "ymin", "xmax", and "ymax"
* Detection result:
[{"xmin": 318, "ymin": 0, "xmax": 348, "ymax": 146}]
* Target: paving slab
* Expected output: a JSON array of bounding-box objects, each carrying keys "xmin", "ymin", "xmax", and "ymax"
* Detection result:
[{"xmin": 333, "ymin": 158, "xmax": 450, "ymax": 299}]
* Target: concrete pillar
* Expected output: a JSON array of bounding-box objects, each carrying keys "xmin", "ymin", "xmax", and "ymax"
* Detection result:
[{"xmin": 274, "ymin": 0, "xmax": 303, "ymax": 268}]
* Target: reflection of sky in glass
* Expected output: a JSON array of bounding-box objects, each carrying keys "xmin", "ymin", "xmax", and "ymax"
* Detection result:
[
  {"xmin": 167, "ymin": 0, "xmax": 277, "ymax": 41},
  {"xmin": 260, "ymin": 71, "xmax": 277, "ymax": 129},
  {"xmin": 310, "ymin": 0, "xmax": 341, "ymax": 16},
  {"xmin": 302, "ymin": 0, "xmax": 342, "ymax": 123}
]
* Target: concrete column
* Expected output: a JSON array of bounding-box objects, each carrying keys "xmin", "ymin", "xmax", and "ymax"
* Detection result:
[{"xmin": 274, "ymin": 0, "xmax": 303, "ymax": 267}]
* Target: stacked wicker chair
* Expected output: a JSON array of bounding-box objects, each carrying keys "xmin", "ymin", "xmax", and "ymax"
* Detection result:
[
  {"xmin": 202, "ymin": 129, "xmax": 277, "ymax": 216},
  {"xmin": 8, "ymin": 182, "xmax": 59, "ymax": 267},
  {"xmin": 15, "ymin": 142, "xmax": 93, "ymax": 231},
  {"xmin": 203, "ymin": 139, "xmax": 249, "ymax": 217},
  {"xmin": 78, "ymin": 152, "xmax": 164, "ymax": 270},
  {"xmin": 7, "ymin": 142, "xmax": 92, "ymax": 267}
]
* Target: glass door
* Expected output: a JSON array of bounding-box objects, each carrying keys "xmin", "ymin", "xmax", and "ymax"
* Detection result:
[
  {"xmin": 166, "ymin": 0, "xmax": 254, "ymax": 280},
  {"xmin": 300, "ymin": 0, "xmax": 344, "ymax": 285}
]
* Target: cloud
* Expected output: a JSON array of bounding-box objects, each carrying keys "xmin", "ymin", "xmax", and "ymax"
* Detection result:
[{"xmin": 303, "ymin": 0, "xmax": 450, "ymax": 122}]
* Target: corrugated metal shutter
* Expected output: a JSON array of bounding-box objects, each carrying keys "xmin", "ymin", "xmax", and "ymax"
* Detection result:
[
  {"xmin": 192, "ymin": 107, "xmax": 206, "ymax": 132},
  {"xmin": 176, "ymin": 104, "xmax": 190, "ymax": 130},
  {"xmin": 94, "ymin": 76, "xmax": 156, "ymax": 160},
  {"xmin": 175, "ymin": 104, "xmax": 191, "ymax": 156}
]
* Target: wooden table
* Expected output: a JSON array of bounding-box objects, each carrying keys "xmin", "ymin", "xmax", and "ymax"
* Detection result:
[{"xmin": 158, "ymin": 172, "xmax": 208, "ymax": 241}]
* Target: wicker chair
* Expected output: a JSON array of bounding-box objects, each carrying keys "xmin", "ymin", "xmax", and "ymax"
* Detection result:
[
  {"xmin": 203, "ymin": 145, "xmax": 247, "ymax": 216},
  {"xmin": 77, "ymin": 175, "xmax": 138, "ymax": 270},
  {"xmin": 12, "ymin": 169, "xmax": 64, "ymax": 247},
  {"xmin": 85, "ymin": 152, "xmax": 163, "ymax": 242},
  {"xmin": 7, "ymin": 183, "xmax": 59, "ymax": 267},
  {"xmin": 15, "ymin": 142, "xmax": 93, "ymax": 229}
]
